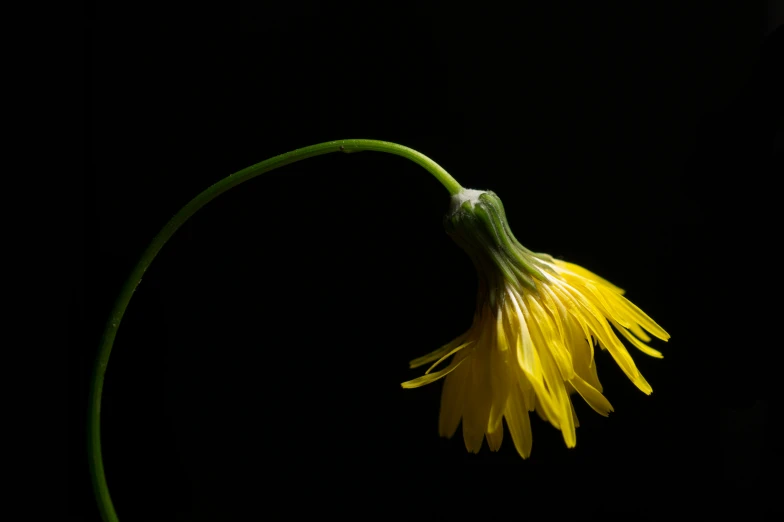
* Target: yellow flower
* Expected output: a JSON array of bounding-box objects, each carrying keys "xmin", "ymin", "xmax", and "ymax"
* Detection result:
[{"xmin": 401, "ymin": 189, "xmax": 669, "ymax": 458}]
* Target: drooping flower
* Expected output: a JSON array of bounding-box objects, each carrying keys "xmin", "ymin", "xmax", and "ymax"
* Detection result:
[{"xmin": 401, "ymin": 189, "xmax": 669, "ymax": 458}]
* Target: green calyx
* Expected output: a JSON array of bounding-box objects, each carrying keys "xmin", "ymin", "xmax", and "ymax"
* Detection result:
[{"xmin": 444, "ymin": 189, "xmax": 555, "ymax": 308}]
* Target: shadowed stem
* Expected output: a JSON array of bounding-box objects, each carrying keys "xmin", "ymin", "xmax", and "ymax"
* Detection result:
[{"xmin": 88, "ymin": 139, "xmax": 462, "ymax": 521}]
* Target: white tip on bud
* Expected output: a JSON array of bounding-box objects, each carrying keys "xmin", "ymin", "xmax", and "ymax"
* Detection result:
[{"xmin": 449, "ymin": 188, "xmax": 487, "ymax": 214}]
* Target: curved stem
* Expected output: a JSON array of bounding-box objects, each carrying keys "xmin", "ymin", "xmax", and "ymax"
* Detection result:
[{"xmin": 88, "ymin": 139, "xmax": 462, "ymax": 521}]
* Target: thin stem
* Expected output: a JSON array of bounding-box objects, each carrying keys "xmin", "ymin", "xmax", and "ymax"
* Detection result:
[
  {"xmin": 340, "ymin": 139, "xmax": 463, "ymax": 195},
  {"xmin": 88, "ymin": 139, "xmax": 463, "ymax": 521}
]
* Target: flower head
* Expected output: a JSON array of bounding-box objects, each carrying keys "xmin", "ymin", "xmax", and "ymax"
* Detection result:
[{"xmin": 402, "ymin": 189, "xmax": 669, "ymax": 458}]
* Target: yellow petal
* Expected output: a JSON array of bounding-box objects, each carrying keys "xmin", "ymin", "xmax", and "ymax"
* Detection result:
[
  {"xmin": 526, "ymin": 293, "xmax": 574, "ymax": 380},
  {"xmin": 610, "ymin": 291, "xmax": 670, "ymax": 341},
  {"xmin": 524, "ymin": 308, "xmax": 572, "ymax": 439},
  {"xmin": 570, "ymin": 400, "xmax": 580, "ymax": 428},
  {"xmin": 486, "ymin": 425, "xmax": 504, "ymax": 452},
  {"xmin": 488, "ymin": 324, "xmax": 510, "ymax": 434},
  {"xmin": 438, "ymin": 360, "xmax": 468, "ymax": 438},
  {"xmin": 534, "ymin": 397, "xmax": 552, "ymax": 426},
  {"xmin": 583, "ymin": 282, "xmax": 634, "ymax": 331},
  {"xmin": 519, "ymin": 377, "xmax": 536, "ymax": 411},
  {"xmin": 514, "ymin": 297, "xmax": 560, "ymax": 425},
  {"xmin": 538, "ymin": 283, "xmax": 570, "ymax": 346},
  {"xmin": 505, "ymin": 385, "xmax": 533, "ymax": 459},
  {"xmin": 401, "ymin": 356, "xmax": 468, "ymax": 389},
  {"xmin": 581, "ymin": 283, "xmax": 660, "ymax": 359},
  {"xmin": 548, "ymin": 282, "xmax": 594, "ymax": 354},
  {"xmin": 462, "ymin": 346, "xmax": 492, "ymax": 453},
  {"xmin": 425, "ymin": 340, "xmax": 475, "ymax": 374},
  {"xmin": 556, "ymin": 282, "xmax": 652, "ymax": 394},
  {"xmin": 561, "ymin": 402, "xmax": 577, "ymax": 448},
  {"xmin": 564, "ymin": 314, "xmax": 596, "ymax": 380},
  {"xmin": 610, "ymin": 318, "xmax": 664, "ymax": 359},
  {"xmin": 585, "ymin": 284, "xmax": 656, "ymax": 343},
  {"xmin": 627, "ymin": 322, "xmax": 652, "ymax": 343},
  {"xmin": 506, "ymin": 287, "xmax": 535, "ymax": 375},
  {"xmin": 553, "ymin": 259, "xmax": 625, "ymax": 294},
  {"xmin": 409, "ymin": 333, "xmax": 468, "ymax": 369},
  {"xmin": 570, "ymin": 374, "xmax": 614, "ymax": 416},
  {"xmin": 591, "ymin": 323, "xmax": 652, "ymax": 395}
]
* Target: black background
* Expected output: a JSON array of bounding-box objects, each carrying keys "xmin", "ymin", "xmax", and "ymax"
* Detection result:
[{"xmin": 75, "ymin": 2, "xmax": 783, "ymax": 520}]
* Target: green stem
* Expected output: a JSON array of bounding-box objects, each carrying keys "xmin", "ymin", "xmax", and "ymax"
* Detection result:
[{"xmin": 88, "ymin": 139, "xmax": 462, "ymax": 521}]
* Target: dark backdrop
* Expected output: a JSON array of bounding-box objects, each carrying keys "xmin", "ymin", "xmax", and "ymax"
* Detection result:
[{"xmin": 76, "ymin": 2, "xmax": 783, "ymax": 520}]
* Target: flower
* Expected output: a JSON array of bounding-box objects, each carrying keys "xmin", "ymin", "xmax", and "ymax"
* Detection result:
[{"xmin": 401, "ymin": 189, "xmax": 669, "ymax": 458}]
